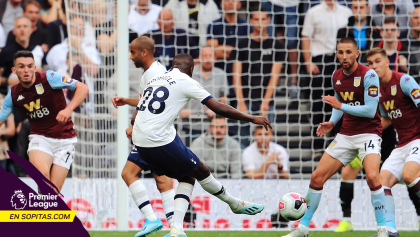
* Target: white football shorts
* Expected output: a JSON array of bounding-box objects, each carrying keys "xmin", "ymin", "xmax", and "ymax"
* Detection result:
[
  {"xmin": 28, "ymin": 134, "xmax": 77, "ymax": 170},
  {"xmin": 326, "ymin": 133, "xmax": 382, "ymax": 166},
  {"xmin": 381, "ymin": 139, "xmax": 420, "ymax": 181}
]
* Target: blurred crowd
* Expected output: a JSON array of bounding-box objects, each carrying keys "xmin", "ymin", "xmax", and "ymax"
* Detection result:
[{"xmin": 0, "ymin": 0, "xmax": 419, "ymax": 179}]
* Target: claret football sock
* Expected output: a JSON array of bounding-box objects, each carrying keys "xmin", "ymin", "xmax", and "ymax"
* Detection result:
[
  {"xmin": 408, "ymin": 177, "xmax": 420, "ymax": 198},
  {"xmin": 300, "ymin": 186, "xmax": 323, "ymax": 227},
  {"xmin": 370, "ymin": 185, "xmax": 387, "ymax": 227},
  {"xmin": 129, "ymin": 180, "xmax": 158, "ymax": 221},
  {"xmin": 198, "ymin": 174, "xmax": 240, "ymax": 209},
  {"xmin": 161, "ymin": 189, "xmax": 175, "ymax": 227},
  {"xmin": 383, "ymin": 186, "xmax": 397, "ymax": 233},
  {"xmin": 173, "ymin": 182, "xmax": 194, "ymax": 233}
]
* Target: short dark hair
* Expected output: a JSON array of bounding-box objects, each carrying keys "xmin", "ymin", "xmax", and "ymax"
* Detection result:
[
  {"xmin": 172, "ymin": 53, "xmax": 194, "ymax": 69},
  {"xmin": 383, "ymin": 17, "xmax": 399, "ymax": 27},
  {"xmin": 14, "ymin": 51, "xmax": 34, "ymax": 66},
  {"xmin": 337, "ymin": 37, "xmax": 358, "ymax": 48},
  {"xmin": 253, "ymin": 125, "xmax": 271, "ymax": 134},
  {"xmin": 43, "ymin": 0, "xmax": 65, "ymax": 13},
  {"xmin": 211, "ymin": 114, "xmax": 225, "ymax": 122},
  {"xmin": 250, "ymin": 6, "xmax": 268, "ymax": 19},
  {"xmin": 23, "ymin": 0, "xmax": 41, "ymax": 11}
]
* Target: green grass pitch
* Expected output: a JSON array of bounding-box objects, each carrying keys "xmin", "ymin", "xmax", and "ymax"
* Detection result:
[{"xmin": 89, "ymin": 231, "xmax": 420, "ymax": 237}]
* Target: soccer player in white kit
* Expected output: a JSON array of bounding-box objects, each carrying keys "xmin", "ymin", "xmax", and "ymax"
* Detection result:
[
  {"xmin": 130, "ymin": 54, "xmax": 271, "ymax": 237},
  {"xmin": 111, "ymin": 36, "xmax": 174, "ymax": 237}
]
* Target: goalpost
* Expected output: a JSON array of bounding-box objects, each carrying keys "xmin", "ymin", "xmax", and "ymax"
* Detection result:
[{"xmin": 65, "ymin": 0, "xmax": 419, "ymax": 231}]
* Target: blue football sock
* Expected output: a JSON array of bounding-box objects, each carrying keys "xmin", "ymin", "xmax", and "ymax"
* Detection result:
[
  {"xmin": 383, "ymin": 186, "xmax": 397, "ymax": 232},
  {"xmin": 371, "ymin": 185, "xmax": 387, "ymax": 227},
  {"xmin": 300, "ymin": 187, "xmax": 322, "ymax": 227}
]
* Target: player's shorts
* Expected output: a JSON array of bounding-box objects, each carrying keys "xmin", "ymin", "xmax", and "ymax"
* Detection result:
[
  {"xmin": 326, "ymin": 133, "xmax": 382, "ymax": 166},
  {"xmin": 27, "ymin": 134, "xmax": 77, "ymax": 170},
  {"xmin": 381, "ymin": 139, "xmax": 420, "ymax": 180},
  {"xmin": 127, "ymin": 146, "xmax": 150, "ymax": 171},
  {"xmin": 135, "ymin": 134, "xmax": 200, "ymax": 178}
]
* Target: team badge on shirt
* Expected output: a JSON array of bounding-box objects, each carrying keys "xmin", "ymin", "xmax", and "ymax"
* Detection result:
[
  {"xmin": 391, "ymin": 85, "xmax": 397, "ymax": 96},
  {"xmin": 354, "ymin": 77, "xmax": 361, "ymax": 87},
  {"xmin": 62, "ymin": 76, "xmax": 74, "ymax": 84},
  {"xmin": 35, "ymin": 84, "xmax": 44, "ymax": 95},
  {"xmin": 411, "ymin": 89, "xmax": 420, "ymax": 100},
  {"xmin": 368, "ymin": 85, "xmax": 379, "ymax": 97}
]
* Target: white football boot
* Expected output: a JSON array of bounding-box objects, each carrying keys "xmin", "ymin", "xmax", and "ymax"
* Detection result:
[
  {"xmin": 281, "ymin": 224, "xmax": 309, "ymax": 237},
  {"xmin": 168, "ymin": 227, "xmax": 187, "ymax": 237},
  {"xmin": 376, "ymin": 226, "xmax": 389, "ymax": 237}
]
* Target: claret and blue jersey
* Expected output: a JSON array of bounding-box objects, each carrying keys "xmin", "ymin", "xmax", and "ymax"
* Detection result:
[
  {"xmin": 0, "ymin": 70, "xmax": 77, "ymax": 139},
  {"xmin": 329, "ymin": 64, "xmax": 382, "ymax": 137},
  {"xmin": 379, "ymin": 71, "xmax": 420, "ymax": 147}
]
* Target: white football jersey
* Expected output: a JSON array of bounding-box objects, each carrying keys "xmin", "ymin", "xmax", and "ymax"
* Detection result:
[
  {"xmin": 132, "ymin": 68, "xmax": 212, "ymax": 147},
  {"xmin": 138, "ymin": 61, "xmax": 166, "ymax": 98}
]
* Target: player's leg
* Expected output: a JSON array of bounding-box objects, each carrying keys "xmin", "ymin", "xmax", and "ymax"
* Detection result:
[
  {"xmin": 301, "ymin": 152, "xmax": 344, "ymax": 226},
  {"xmin": 403, "ymin": 161, "xmax": 420, "ymax": 198},
  {"xmin": 282, "ymin": 152, "xmax": 344, "ymax": 237},
  {"xmin": 379, "ymin": 147, "xmax": 404, "ymax": 235},
  {"xmin": 29, "ymin": 150, "xmax": 53, "ymax": 194},
  {"xmin": 153, "ymin": 173, "xmax": 175, "ymax": 228},
  {"xmin": 49, "ymin": 165, "xmax": 69, "ymax": 192},
  {"xmin": 362, "ymin": 154, "xmax": 388, "ymax": 234},
  {"xmin": 169, "ymin": 176, "xmax": 195, "ymax": 236},
  {"xmin": 335, "ymin": 162, "xmax": 362, "ymax": 232},
  {"xmin": 192, "ymin": 160, "xmax": 264, "ymax": 215},
  {"xmin": 121, "ymin": 159, "xmax": 162, "ymax": 237}
]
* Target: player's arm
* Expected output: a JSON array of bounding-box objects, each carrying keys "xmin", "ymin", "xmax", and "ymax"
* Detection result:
[
  {"xmin": 329, "ymin": 91, "xmax": 344, "ymax": 125},
  {"xmin": 205, "ymin": 98, "xmax": 272, "ymax": 130},
  {"xmin": 183, "ymin": 79, "xmax": 272, "ymax": 130},
  {"xmin": 0, "ymin": 90, "xmax": 14, "ymax": 127},
  {"xmin": 400, "ymin": 74, "xmax": 420, "ymax": 107},
  {"xmin": 378, "ymin": 104, "xmax": 392, "ymax": 129},
  {"xmin": 46, "ymin": 70, "xmax": 89, "ymax": 124},
  {"xmin": 325, "ymin": 70, "xmax": 380, "ymax": 118},
  {"xmin": 112, "ymin": 97, "xmax": 140, "ymax": 108},
  {"xmin": 318, "ymin": 74, "xmax": 342, "ymax": 137},
  {"xmin": 329, "ymin": 72, "xmax": 344, "ymax": 125}
]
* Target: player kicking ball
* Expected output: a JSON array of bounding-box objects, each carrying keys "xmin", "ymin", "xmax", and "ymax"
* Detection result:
[
  {"xmin": 366, "ymin": 47, "xmax": 420, "ymax": 237},
  {"xmin": 283, "ymin": 37, "xmax": 389, "ymax": 237},
  {"xmin": 129, "ymin": 53, "xmax": 269, "ymax": 237},
  {"xmin": 0, "ymin": 51, "xmax": 89, "ymax": 193},
  {"xmin": 112, "ymin": 36, "xmax": 175, "ymax": 237}
]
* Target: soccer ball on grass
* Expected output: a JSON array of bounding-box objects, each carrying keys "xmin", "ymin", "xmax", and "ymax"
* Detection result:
[{"xmin": 278, "ymin": 192, "xmax": 307, "ymax": 221}]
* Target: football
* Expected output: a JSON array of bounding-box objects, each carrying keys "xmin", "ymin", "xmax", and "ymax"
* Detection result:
[{"xmin": 278, "ymin": 192, "xmax": 307, "ymax": 221}]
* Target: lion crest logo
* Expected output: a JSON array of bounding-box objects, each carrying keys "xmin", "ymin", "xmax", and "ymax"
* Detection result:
[{"xmin": 11, "ymin": 190, "xmax": 27, "ymax": 210}]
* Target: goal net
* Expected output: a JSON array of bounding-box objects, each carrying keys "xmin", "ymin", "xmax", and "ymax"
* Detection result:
[{"xmin": 66, "ymin": 0, "xmax": 419, "ymax": 231}]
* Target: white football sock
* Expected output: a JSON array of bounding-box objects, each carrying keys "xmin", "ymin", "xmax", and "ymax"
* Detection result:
[
  {"xmin": 129, "ymin": 180, "xmax": 157, "ymax": 221},
  {"xmin": 198, "ymin": 174, "xmax": 240, "ymax": 209},
  {"xmin": 161, "ymin": 189, "xmax": 175, "ymax": 228},
  {"xmin": 173, "ymin": 182, "xmax": 194, "ymax": 232}
]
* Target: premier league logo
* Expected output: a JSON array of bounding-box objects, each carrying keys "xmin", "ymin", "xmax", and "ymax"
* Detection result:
[{"xmin": 11, "ymin": 190, "xmax": 27, "ymax": 210}]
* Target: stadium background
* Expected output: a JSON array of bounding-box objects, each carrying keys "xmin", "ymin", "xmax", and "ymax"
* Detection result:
[{"xmin": 0, "ymin": 0, "xmax": 419, "ymax": 233}]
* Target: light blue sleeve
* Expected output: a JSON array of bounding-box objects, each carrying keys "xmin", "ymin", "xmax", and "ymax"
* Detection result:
[
  {"xmin": 400, "ymin": 74, "xmax": 420, "ymax": 107},
  {"xmin": 0, "ymin": 89, "xmax": 13, "ymax": 122},
  {"xmin": 378, "ymin": 104, "xmax": 388, "ymax": 117},
  {"xmin": 341, "ymin": 69, "xmax": 379, "ymax": 118},
  {"xmin": 46, "ymin": 70, "xmax": 77, "ymax": 91},
  {"xmin": 329, "ymin": 72, "xmax": 344, "ymax": 125}
]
